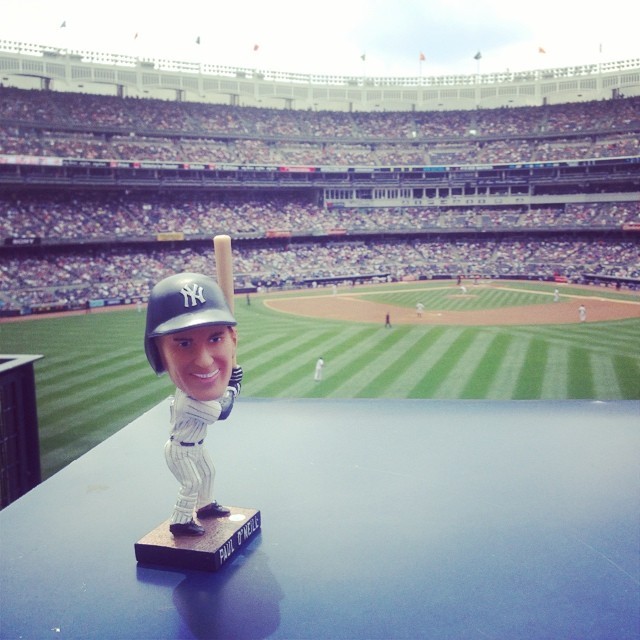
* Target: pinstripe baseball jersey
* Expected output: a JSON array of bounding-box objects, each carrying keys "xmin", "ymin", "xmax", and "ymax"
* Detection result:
[{"xmin": 169, "ymin": 387, "xmax": 222, "ymax": 443}]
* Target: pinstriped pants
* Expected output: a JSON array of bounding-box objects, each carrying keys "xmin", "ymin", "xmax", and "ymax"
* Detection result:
[{"xmin": 164, "ymin": 440, "xmax": 215, "ymax": 525}]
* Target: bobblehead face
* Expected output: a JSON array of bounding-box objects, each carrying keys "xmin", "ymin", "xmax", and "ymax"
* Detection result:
[{"xmin": 157, "ymin": 324, "xmax": 237, "ymax": 401}]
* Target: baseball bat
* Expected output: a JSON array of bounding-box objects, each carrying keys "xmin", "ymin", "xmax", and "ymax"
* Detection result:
[{"xmin": 213, "ymin": 234, "xmax": 237, "ymax": 365}]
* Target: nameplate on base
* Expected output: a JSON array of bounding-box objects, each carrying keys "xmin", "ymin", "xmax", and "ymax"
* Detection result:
[{"xmin": 135, "ymin": 506, "xmax": 261, "ymax": 572}]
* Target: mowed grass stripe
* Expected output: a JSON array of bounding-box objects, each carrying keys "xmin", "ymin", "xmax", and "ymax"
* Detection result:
[
  {"xmin": 270, "ymin": 325, "xmax": 383, "ymax": 397},
  {"xmin": 39, "ymin": 383, "xmax": 172, "ymax": 477},
  {"xmin": 38, "ymin": 362, "xmax": 170, "ymax": 444},
  {"xmin": 37, "ymin": 358, "xmax": 151, "ymax": 421},
  {"xmin": 407, "ymin": 328, "xmax": 477, "ymax": 398},
  {"xmin": 368, "ymin": 286, "xmax": 553, "ymax": 312},
  {"xmin": 567, "ymin": 346, "xmax": 595, "ymax": 399},
  {"xmin": 39, "ymin": 390, "xmax": 170, "ymax": 475},
  {"xmin": 302, "ymin": 326, "xmax": 411, "ymax": 398},
  {"xmin": 460, "ymin": 332, "xmax": 512, "ymax": 399},
  {"xmin": 485, "ymin": 289, "xmax": 539, "ymax": 309},
  {"xmin": 41, "ymin": 382, "xmax": 170, "ymax": 452},
  {"xmin": 329, "ymin": 327, "xmax": 430, "ymax": 398},
  {"xmin": 37, "ymin": 374, "xmax": 158, "ymax": 447},
  {"xmin": 513, "ymin": 338, "xmax": 548, "ymax": 399},
  {"xmin": 613, "ymin": 354, "xmax": 640, "ymax": 398},
  {"xmin": 241, "ymin": 328, "xmax": 338, "ymax": 391},
  {"xmin": 589, "ymin": 352, "xmax": 623, "ymax": 399},
  {"xmin": 357, "ymin": 326, "xmax": 459, "ymax": 398},
  {"xmin": 36, "ymin": 348, "xmax": 143, "ymax": 400},
  {"xmin": 433, "ymin": 331, "xmax": 500, "ymax": 399},
  {"xmin": 327, "ymin": 327, "xmax": 443, "ymax": 398},
  {"xmin": 247, "ymin": 326, "xmax": 375, "ymax": 396},
  {"xmin": 554, "ymin": 323, "xmax": 640, "ymax": 355},
  {"xmin": 485, "ymin": 333, "xmax": 533, "ymax": 400},
  {"xmin": 368, "ymin": 327, "xmax": 464, "ymax": 397},
  {"xmin": 237, "ymin": 331, "xmax": 308, "ymax": 372},
  {"xmin": 541, "ymin": 344, "xmax": 569, "ymax": 399},
  {"xmin": 508, "ymin": 324, "xmax": 638, "ymax": 359}
]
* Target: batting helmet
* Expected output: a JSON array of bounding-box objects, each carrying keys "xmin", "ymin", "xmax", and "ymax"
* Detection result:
[{"xmin": 144, "ymin": 272, "xmax": 236, "ymax": 374}]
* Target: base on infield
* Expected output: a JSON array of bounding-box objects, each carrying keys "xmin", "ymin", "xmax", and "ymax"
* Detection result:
[{"xmin": 135, "ymin": 506, "xmax": 261, "ymax": 572}]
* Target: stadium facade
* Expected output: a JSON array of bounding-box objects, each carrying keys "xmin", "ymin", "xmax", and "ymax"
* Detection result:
[{"xmin": 1, "ymin": 39, "xmax": 640, "ymax": 111}]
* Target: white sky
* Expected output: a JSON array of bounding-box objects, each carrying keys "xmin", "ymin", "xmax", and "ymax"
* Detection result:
[{"xmin": 1, "ymin": 0, "xmax": 639, "ymax": 77}]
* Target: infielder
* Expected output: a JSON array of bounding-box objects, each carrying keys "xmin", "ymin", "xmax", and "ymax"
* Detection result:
[{"xmin": 145, "ymin": 272, "xmax": 243, "ymax": 536}]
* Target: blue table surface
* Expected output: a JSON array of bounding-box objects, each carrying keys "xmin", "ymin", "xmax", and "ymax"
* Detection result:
[{"xmin": 1, "ymin": 398, "xmax": 639, "ymax": 639}]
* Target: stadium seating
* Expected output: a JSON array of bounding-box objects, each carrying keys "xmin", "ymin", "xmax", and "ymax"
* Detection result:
[{"xmin": 0, "ymin": 88, "xmax": 638, "ymax": 314}]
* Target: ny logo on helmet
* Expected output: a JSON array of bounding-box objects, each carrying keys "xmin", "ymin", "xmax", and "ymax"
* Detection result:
[{"xmin": 180, "ymin": 283, "xmax": 206, "ymax": 307}]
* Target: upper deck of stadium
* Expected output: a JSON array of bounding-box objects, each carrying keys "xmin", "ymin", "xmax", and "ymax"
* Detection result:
[{"xmin": 1, "ymin": 39, "xmax": 639, "ymax": 111}]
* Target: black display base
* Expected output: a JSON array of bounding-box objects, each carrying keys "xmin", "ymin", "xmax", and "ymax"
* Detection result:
[{"xmin": 135, "ymin": 506, "xmax": 261, "ymax": 572}]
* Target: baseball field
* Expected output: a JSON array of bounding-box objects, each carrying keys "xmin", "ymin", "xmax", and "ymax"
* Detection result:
[{"xmin": 1, "ymin": 279, "xmax": 639, "ymax": 479}]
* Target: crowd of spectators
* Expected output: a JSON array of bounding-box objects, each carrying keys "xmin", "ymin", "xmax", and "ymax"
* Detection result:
[
  {"xmin": 1, "ymin": 192, "xmax": 639, "ymax": 240},
  {"xmin": 1, "ymin": 126, "xmax": 638, "ymax": 167},
  {"xmin": 1, "ymin": 237, "xmax": 637, "ymax": 313},
  {"xmin": 1, "ymin": 87, "xmax": 639, "ymax": 167},
  {"xmin": 2, "ymin": 86, "xmax": 639, "ymax": 140}
]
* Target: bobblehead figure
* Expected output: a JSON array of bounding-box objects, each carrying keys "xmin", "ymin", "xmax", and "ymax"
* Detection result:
[{"xmin": 144, "ymin": 272, "xmax": 243, "ymax": 537}]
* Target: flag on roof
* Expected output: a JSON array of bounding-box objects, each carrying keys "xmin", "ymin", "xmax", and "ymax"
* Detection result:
[
  {"xmin": 419, "ymin": 52, "xmax": 426, "ymax": 62},
  {"xmin": 473, "ymin": 51, "xmax": 482, "ymax": 60},
  {"xmin": 538, "ymin": 46, "xmax": 546, "ymax": 54}
]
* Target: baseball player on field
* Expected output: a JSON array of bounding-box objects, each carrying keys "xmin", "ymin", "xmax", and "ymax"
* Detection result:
[{"xmin": 145, "ymin": 272, "xmax": 243, "ymax": 536}]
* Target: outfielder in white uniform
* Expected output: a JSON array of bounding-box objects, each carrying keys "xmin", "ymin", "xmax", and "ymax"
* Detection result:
[{"xmin": 145, "ymin": 272, "xmax": 243, "ymax": 536}]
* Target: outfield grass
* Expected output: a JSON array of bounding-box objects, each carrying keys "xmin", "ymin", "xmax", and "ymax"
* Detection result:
[{"xmin": 1, "ymin": 280, "xmax": 639, "ymax": 479}]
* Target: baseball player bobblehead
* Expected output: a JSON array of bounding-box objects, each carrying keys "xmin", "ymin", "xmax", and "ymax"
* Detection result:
[{"xmin": 145, "ymin": 272, "xmax": 243, "ymax": 537}]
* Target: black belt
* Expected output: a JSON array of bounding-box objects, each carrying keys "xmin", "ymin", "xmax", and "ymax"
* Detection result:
[{"xmin": 170, "ymin": 436, "xmax": 204, "ymax": 447}]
